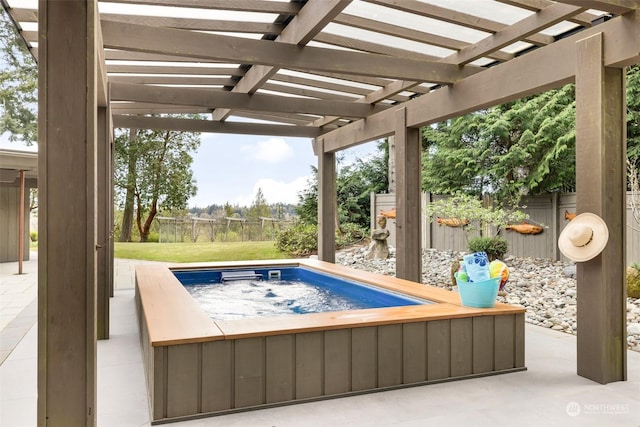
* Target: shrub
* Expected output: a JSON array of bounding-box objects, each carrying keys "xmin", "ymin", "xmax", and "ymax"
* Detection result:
[
  {"xmin": 336, "ymin": 222, "xmax": 367, "ymax": 249},
  {"xmin": 627, "ymin": 264, "xmax": 640, "ymax": 299},
  {"xmin": 30, "ymin": 231, "xmax": 38, "ymax": 242},
  {"xmin": 468, "ymin": 236, "xmax": 508, "ymax": 261},
  {"xmin": 275, "ymin": 223, "xmax": 318, "ymax": 257},
  {"xmin": 275, "ymin": 222, "xmax": 367, "ymax": 257}
]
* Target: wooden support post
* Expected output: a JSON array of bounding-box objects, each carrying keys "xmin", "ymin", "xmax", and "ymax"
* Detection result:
[
  {"xmin": 97, "ymin": 105, "xmax": 111, "ymax": 340},
  {"xmin": 317, "ymin": 138, "xmax": 336, "ymax": 263},
  {"xmin": 395, "ymin": 108, "xmax": 422, "ymax": 282},
  {"xmin": 18, "ymin": 169, "xmax": 25, "ymax": 275},
  {"xmin": 38, "ymin": 0, "xmax": 98, "ymax": 425},
  {"xmin": 575, "ymin": 32, "xmax": 627, "ymax": 384}
]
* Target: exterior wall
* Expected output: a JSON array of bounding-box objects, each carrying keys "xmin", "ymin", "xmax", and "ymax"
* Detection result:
[
  {"xmin": 141, "ymin": 313, "xmax": 525, "ymax": 423},
  {"xmin": 0, "ymin": 185, "xmax": 31, "ymax": 262}
]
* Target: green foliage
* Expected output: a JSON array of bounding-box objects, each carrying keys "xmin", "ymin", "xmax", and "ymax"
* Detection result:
[
  {"xmin": 275, "ymin": 222, "xmax": 318, "ymax": 257},
  {"xmin": 468, "ymin": 236, "xmax": 508, "ymax": 261},
  {"xmin": 335, "ymin": 222, "xmax": 367, "ymax": 249},
  {"xmin": 336, "ymin": 149, "xmax": 388, "ymax": 227},
  {"xmin": 296, "ymin": 167, "xmax": 319, "ymax": 225},
  {"xmin": 274, "ymin": 221, "xmax": 367, "ymax": 257},
  {"xmin": 627, "ymin": 65, "xmax": 640, "ymax": 168},
  {"xmin": 0, "ymin": 8, "xmax": 37, "ymax": 143},
  {"xmin": 627, "ymin": 264, "xmax": 640, "ymax": 299},
  {"xmin": 296, "ymin": 143, "xmax": 388, "ymax": 229},
  {"xmin": 30, "ymin": 230, "xmax": 37, "ymax": 242},
  {"xmin": 246, "ymin": 188, "xmax": 271, "ymax": 221},
  {"xmin": 422, "ymin": 85, "xmax": 576, "ymax": 203},
  {"xmin": 113, "ymin": 122, "xmax": 201, "ymax": 241},
  {"xmin": 425, "ymin": 193, "xmax": 528, "ymax": 239}
]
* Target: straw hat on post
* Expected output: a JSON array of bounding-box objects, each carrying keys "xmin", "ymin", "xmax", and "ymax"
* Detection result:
[{"xmin": 558, "ymin": 213, "xmax": 609, "ymax": 262}]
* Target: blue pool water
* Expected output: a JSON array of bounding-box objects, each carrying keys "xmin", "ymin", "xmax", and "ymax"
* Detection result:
[{"xmin": 173, "ymin": 267, "xmax": 431, "ymax": 320}]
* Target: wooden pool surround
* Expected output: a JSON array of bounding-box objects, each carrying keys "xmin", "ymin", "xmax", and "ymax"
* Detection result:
[{"xmin": 135, "ymin": 259, "xmax": 526, "ymax": 424}]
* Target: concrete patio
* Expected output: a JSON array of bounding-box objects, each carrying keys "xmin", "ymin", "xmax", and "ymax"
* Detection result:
[{"xmin": 1, "ymin": 255, "xmax": 639, "ymax": 426}]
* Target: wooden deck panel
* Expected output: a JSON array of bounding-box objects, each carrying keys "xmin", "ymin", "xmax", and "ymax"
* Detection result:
[
  {"xmin": 378, "ymin": 324, "xmax": 403, "ymax": 387},
  {"xmin": 201, "ymin": 340, "xmax": 233, "ymax": 412},
  {"xmin": 295, "ymin": 332, "xmax": 323, "ymax": 399},
  {"xmin": 136, "ymin": 262, "xmax": 527, "ymax": 422},
  {"xmin": 266, "ymin": 334, "xmax": 295, "ymax": 404},
  {"xmin": 402, "ymin": 322, "xmax": 427, "ymax": 384}
]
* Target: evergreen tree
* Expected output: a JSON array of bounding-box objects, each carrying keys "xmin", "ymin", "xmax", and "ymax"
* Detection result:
[
  {"xmin": 296, "ymin": 143, "xmax": 388, "ymax": 229},
  {"xmin": 247, "ymin": 188, "xmax": 271, "ymax": 220},
  {"xmin": 422, "ymin": 84, "xmax": 576, "ymax": 204}
]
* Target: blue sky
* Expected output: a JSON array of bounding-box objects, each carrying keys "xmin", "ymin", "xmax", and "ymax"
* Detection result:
[
  {"xmin": 191, "ymin": 132, "xmax": 316, "ymax": 207},
  {"xmin": 0, "ymin": 131, "xmax": 379, "ymax": 208}
]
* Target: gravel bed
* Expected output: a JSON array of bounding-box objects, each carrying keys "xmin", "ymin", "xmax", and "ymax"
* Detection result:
[{"xmin": 335, "ymin": 245, "xmax": 640, "ymax": 352}]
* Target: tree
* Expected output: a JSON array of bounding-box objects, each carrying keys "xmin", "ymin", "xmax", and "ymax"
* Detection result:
[
  {"xmin": 336, "ymin": 147, "xmax": 388, "ymax": 228},
  {"xmin": 422, "ymin": 84, "xmax": 576, "ymax": 205},
  {"xmin": 0, "ymin": 7, "xmax": 37, "ymax": 144},
  {"xmin": 114, "ymin": 124, "xmax": 200, "ymax": 242},
  {"xmin": 296, "ymin": 166, "xmax": 319, "ymax": 225},
  {"xmin": 296, "ymin": 143, "xmax": 388, "ymax": 229},
  {"xmin": 247, "ymin": 187, "xmax": 271, "ymax": 220}
]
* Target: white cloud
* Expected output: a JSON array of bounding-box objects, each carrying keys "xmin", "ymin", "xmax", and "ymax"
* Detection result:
[
  {"xmin": 241, "ymin": 137, "xmax": 294, "ymax": 163},
  {"xmin": 234, "ymin": 176, "xmax": 311, "ymax": 206}
]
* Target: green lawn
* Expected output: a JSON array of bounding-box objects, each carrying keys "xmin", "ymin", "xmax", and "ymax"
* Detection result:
[{"xmin": 114, "ymin": 241, "xmax": 289, "ymax": 263}]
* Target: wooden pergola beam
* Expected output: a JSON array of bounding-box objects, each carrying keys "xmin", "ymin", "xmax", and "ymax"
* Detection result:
[
  {"xmin": 212, "ymin": 0, "xmax": 353, "ymax": 121},
  {"xmin": 496, "ymin": 0, "xmax": 599, "ymax": 26},
  {"xmin": 100, "ymin": 13, "xmax": 284, "ymax": 34},
  {"xmin": 101, "ymin": 20, "xmax": 478, "ymax": 84},
  {"xmin": 368, "ymin": 0, "xmax": 554, "ymax": 46},
  {"xmin": 442, "ymin": 3, "xmax": 586, "ymax": 65},
  {"xmin": 556, "ymin": 0, "xmax": 640, "ymax": 15},
  {"xmin": 110, "ymin": 82, "xmax": 388, "ymax": 117},
  {"xmin": 113, "ymin": 0, "xmax": 302, "ymax": 15},
  {"xmin": 112, "ymin": 114, "xmax": 322, "ymax": 138},
  {"xmin": 319, "ymin": 10, "xmax": 640, "ymax": 152}
]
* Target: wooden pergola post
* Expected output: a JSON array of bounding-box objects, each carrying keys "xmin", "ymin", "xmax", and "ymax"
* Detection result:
[
  {"xmin": 97, "ymin": 103, "xmax": 112, "ymax": 340},
  {"xmin": 575, "ymin": 32, "xmax": 627, "ymax": 384},
  {"xmin": 317, "ymin": 138, "xmax": 336, "ymax": 263},
  {"xmin": 38, "ymin": 0, "xmax": 98, "ymax": 424},
  {"xmin": 395, "ymin": 107, "xmax": 422, "ymax": 282}
]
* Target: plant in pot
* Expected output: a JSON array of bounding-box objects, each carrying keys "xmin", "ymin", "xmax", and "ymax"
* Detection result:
[{"xmin": 426, "ymin": 193, "xmax": 527, "ymax": 287}]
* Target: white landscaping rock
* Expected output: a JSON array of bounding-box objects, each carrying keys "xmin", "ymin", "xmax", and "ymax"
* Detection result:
[{"xmin": 335, "ymin": 245, "xmax": 640, "ymax": 352}]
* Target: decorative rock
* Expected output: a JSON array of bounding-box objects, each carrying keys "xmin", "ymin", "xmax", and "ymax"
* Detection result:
[
  {"xmin": 334, "ymin": 245, "xmax": 640, "ymax": 352},
  {"xmin": 563, "ymin": 265, "xmax": 577, "ymax": 278},
  {"xmin": 628, "ymin": 323, "xmax": 640, "ymax": 336}
]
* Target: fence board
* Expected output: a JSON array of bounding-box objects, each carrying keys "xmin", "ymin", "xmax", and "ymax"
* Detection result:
[{"xmin": 374, "ymin": 192, "xmax": 640, "ymax": 265}]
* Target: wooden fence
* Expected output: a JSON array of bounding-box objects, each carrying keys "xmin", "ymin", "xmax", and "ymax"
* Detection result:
[
  {"xmin": 372, "ymin": 192, "xmax": 640, "ymax": 265},
  {"xmin": 156, "ymin": 216, "xmax": 293, "ymax": 243}
]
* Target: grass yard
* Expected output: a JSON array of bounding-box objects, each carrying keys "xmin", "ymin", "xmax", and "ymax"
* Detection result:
[{"xmin": 114, "ymin": 241, "xmax": 289, "ymax": 263}]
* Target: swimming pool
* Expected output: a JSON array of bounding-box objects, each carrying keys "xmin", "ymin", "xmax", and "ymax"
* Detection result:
[
  {"xmin": 135, "ymin": 259, "xmax": 526, "ymax": 424},
  {"xmin": 174, "ymin": 267, "xmax": 433, "ymax": 320}
]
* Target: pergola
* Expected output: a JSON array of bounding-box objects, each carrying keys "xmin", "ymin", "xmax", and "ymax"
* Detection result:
[{"xmin": 2, "ymin": 0, "xmax": 640, "ymax": 424}]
